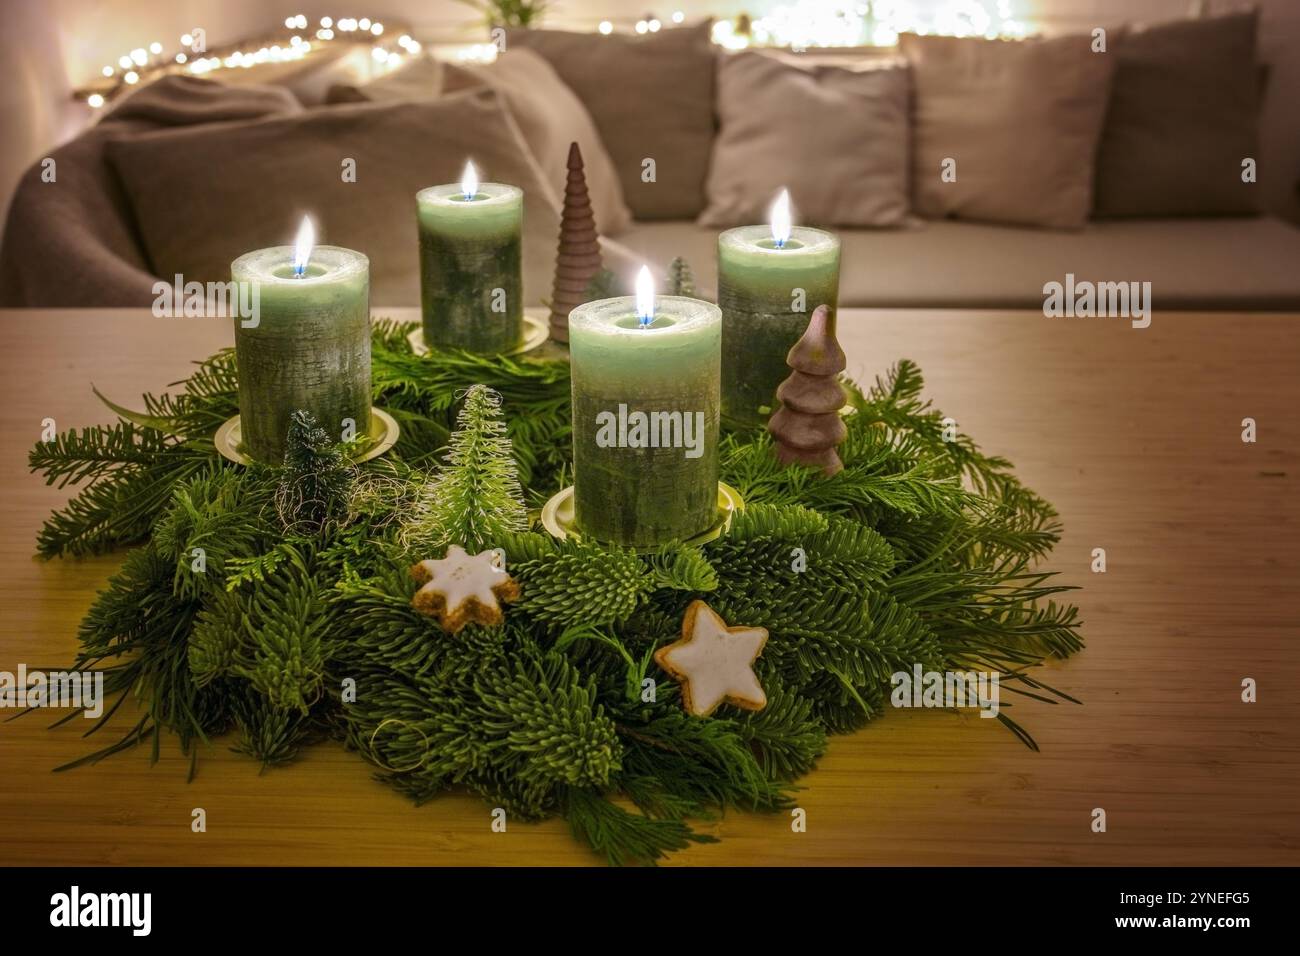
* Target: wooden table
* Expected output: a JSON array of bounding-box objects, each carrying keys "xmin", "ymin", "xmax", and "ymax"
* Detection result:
[{"xmin": 1, "ymin": 307, "xmax": 1296, "ymax": 867}]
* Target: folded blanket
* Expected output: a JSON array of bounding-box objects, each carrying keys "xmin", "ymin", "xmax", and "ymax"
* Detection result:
[{"xmin": 0, "ymin": 76, "xmax": 301, "ymax": 307}]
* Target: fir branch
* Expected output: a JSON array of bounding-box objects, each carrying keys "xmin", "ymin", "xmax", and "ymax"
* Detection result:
[
  {"xmin": 563, "ymin": 786, "xmax": 715, "ymax": 866},
  {"xmin": 400, "ymin": 385, "xmax": 526, "ymax": 554}
]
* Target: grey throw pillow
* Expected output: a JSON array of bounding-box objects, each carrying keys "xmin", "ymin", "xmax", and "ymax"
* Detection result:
[
  {"xmin": 700, "ymin": 51, "xmax": 910, "ymax": 229},
  {"xmin": 1093, "ymin": 11, "xmax": 1261, "ymax": 218},
  {"xmin": 506, "ymin": 22, "xmax": 716, "ymax": 221},
  {"xmin": 900, "ymin": 32, "xmax": 1116, "ymax": 230}
]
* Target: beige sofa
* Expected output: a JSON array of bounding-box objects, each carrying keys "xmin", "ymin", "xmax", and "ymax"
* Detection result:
[
  {"xmin": 3, "ymin": 21, "xmax": 1299, "ymax": 312},
  {"xmin": 617, "ymin": 216, "xmax": 1300, "ymax": 311}
]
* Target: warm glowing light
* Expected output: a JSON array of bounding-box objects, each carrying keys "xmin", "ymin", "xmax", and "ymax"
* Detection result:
[
  {"xmin": 181, "ymin": 33, "xmax": 193, "ymax": 46},
  {"xmin": 635, "ymin": 266, "xmax": 655, "ymax": 327},
  {"xmin": 130, "ymin": 48, "xmax": 147, "ymax": 65},
  {"xmin": 649, "ymin": 19, "xmax": 662, "ymax": 32},
  {"xmin": 710, "ymin": 20, "xmax": 750, "ymax": 49},
  {"xmin": 124, "ymin": 70, "xmax": 139, "ymax": 84},
  {"xmin": 371, "ymin": 22, "xmax": 383, "ymax": 36},
  {"xmin": 598, "ymin": 20, "xmax": 613, "ymax": 34},
  {"xmin": 149, "ymin": 41, "xmax": 163, "ymax": 55},
  {"xmin": 102, "ymin": 65, "xmax": 114, "ymax": 77},
  {"xmin": 87, "ymin": 93, "xmax": 105, "ymax": 108},
  {"xmin": 118, "ymin": 55, "xmax": 132, "ymax": 68},
  {"xmin": 284, "ymin": 17, "xmax": 295, "ymax": 29},
  {"xmin": 635, "ymin": 20, "xmax": 648, "ymax": 34},
  {"xmin": 770, "ymin": 189, "xmax": 792, "ymax": 247},
  {"xmin": 372, "ymin": 47, "xmax": 388, "ymax": 62},
  {"xmin": 673, "ymin": 11, "xmax": 685, "ymax": 23},
  {"xmin": 454, "ymin": 43, "xmax": 498, "ymax": 62},
  {"xmin": 360, "ymin": 17, "xmax": 372, "ymax": 30},
  {"xmin": 320, "ymin": 17, "xmax": 333, "ymax": 28},
  {"xmin": 461, "ymin": 161, "xmax": 479, "ymax": 200},
  {"xmin": 176, "ymin": 52, "xmax": 187, "ymax": 63},
  {"xmin": 293, "ymin": 216, "xmax": 315, "ymax": 276}
]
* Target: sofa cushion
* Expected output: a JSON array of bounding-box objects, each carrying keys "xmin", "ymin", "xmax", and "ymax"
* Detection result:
[
  {"xmin": 1093, "ymin": 11, "xmax": 1261, "ymax": 218},
  {"xmin": 505, "ymin": 22, "xmax": 716, "ymax": 221},
  {"xmin": 442, "ymin": 49, "xmax": 634, "ymax": 235},
  {"xmin": 899, "ymin": 32, "xmax": 1115, "ymax": 230},
  {"xmin": 700, "ymin": 51, "xmax": 910, "ymax": 229},
  {"xmin": 105, "ymin": 88, "xmax": 563, "ymax": 307},
  {"xmin": 613, "ymin": 217, "xmax": 1300, "ymax": 311}
]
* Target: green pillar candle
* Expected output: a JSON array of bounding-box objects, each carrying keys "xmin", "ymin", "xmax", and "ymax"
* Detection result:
[
  {"xmin": 569, "ymin": 275, "xmax": 721, "ymax": 548},
  {"xmin": 416, "ymin": 164, "xmax": 523, "ymax": 354},
  {"xmin": 231, "ymin": 233, "xmax": 371, "ymax": 464},
  {"xmin": 717, "ymin": 217, "xmax": 840, "ymax": 428}
]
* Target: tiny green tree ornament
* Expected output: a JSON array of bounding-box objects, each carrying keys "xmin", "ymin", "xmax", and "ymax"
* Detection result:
[
  {"xmin": 274, "ymin": 409, "xmax": 353, "ymax": 533},
  {"xmin": 767, "ymin": 304, "xmax": 847, "ymax": 476},
  {"xmin": 666, "ymin": 256, "xmax": 696, "ymax": 297},
  {"xmin": 400, "ymin": 384, "xmax": 526, "ymax": 553},
  {"xmin": 548, "ymin": 141, "xmax": 604, "ymax": 343}
]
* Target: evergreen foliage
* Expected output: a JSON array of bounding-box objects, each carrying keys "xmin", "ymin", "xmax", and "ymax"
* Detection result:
[
  {"xmin": 28, "ymin": 324, "xmax": 1083, "ymax": 864},
  {"xmin": 400, "ymin": 384, "xmax": 526, "ymax": 553},
  {"xmin": 276, "ymin": 410, "xmax": 353, "ymax": 533}
]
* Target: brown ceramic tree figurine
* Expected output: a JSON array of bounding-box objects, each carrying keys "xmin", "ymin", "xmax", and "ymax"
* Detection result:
[
  {"xmin": 548, "ymin": 141, "xmax": 604, "ymax": 343},
  {"xmin": 767, "ymin": 304, "xmax": 848, "ymax": 476}
]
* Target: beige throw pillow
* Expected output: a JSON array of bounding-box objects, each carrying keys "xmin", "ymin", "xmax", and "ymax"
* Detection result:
[
  {"xmin": 105, "ymin": 88, "xmax": 563, "ymax": 307},
  {"xmin": 899, "ymin": 32, "xmax": 1116, "ymax": 229},
  {"xmin": 700, "ymin": 51, "xmax": 909, "ymax": 228},
  {"xmin": 506, "ymin": 22, "xmax": 717, "ymax": 221},
  {"xmin": 442, "ymin": 49, "xmax": 633, "ymax": 235},
  {"xmin": 1093, "ymin": 11, "xmax": 1260, "ymax": 217}
]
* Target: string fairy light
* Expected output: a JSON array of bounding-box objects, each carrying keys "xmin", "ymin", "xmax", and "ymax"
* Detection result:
[
  {"xmin": 75, "ymin": 4, "xmax": 1038, "ymax": 111},
  {"xmin": 76, "ymin": 13, "xmax": 410, "ymax": 109}
]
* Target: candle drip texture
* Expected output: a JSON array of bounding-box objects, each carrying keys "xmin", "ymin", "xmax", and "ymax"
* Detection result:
[
  {"xmin": 717, "ymin": 225, "xmax": 840, "ymax": 427},
  {"xmin": 569, "ymin": 295, "xmax": 721, "ymax": 547},
  {"xmin": 417, "ymin": 182, "xmax": 524, "ymax": 354},
  {"xmin": 231, "ymin": 245, "xmax": 371, "ymax": 464}
]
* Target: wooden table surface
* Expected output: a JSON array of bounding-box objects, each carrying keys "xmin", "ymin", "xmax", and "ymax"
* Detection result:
[{"xmin": 1, "ymin": 307, "xmax": 1297, "ymax": 867}]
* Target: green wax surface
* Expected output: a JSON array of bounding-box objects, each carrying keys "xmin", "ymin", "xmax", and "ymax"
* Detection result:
[
  {"xmin": 569, "ymin": 296, "xmax": 721, "ymax": 548},
  {"xmin": 717, "ymin": 225, "xmax": 840, "ymax": 427},
  {"xmin": 231, "ymin": 245, "xmax": 371, "ymax": 464},
  {"xmin": 416, "ymin": 183, "xmax": 523, "ymax": 354}
]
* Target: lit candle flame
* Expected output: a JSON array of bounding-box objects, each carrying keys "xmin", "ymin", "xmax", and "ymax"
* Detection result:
[
  {"xmin": 292, "ymin": 216, "xmax": 315, "ymax": 276},
  {"xmin": 461, "ymin": 160, "xmax": 479, "ymax": 200},
  {"xmin": 635, "ymin": 265, "xmax": 655, "ymax": 328},
  {"xmin": 770, "ymin": 189, "xmax": 791, "ymax": 248}
]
